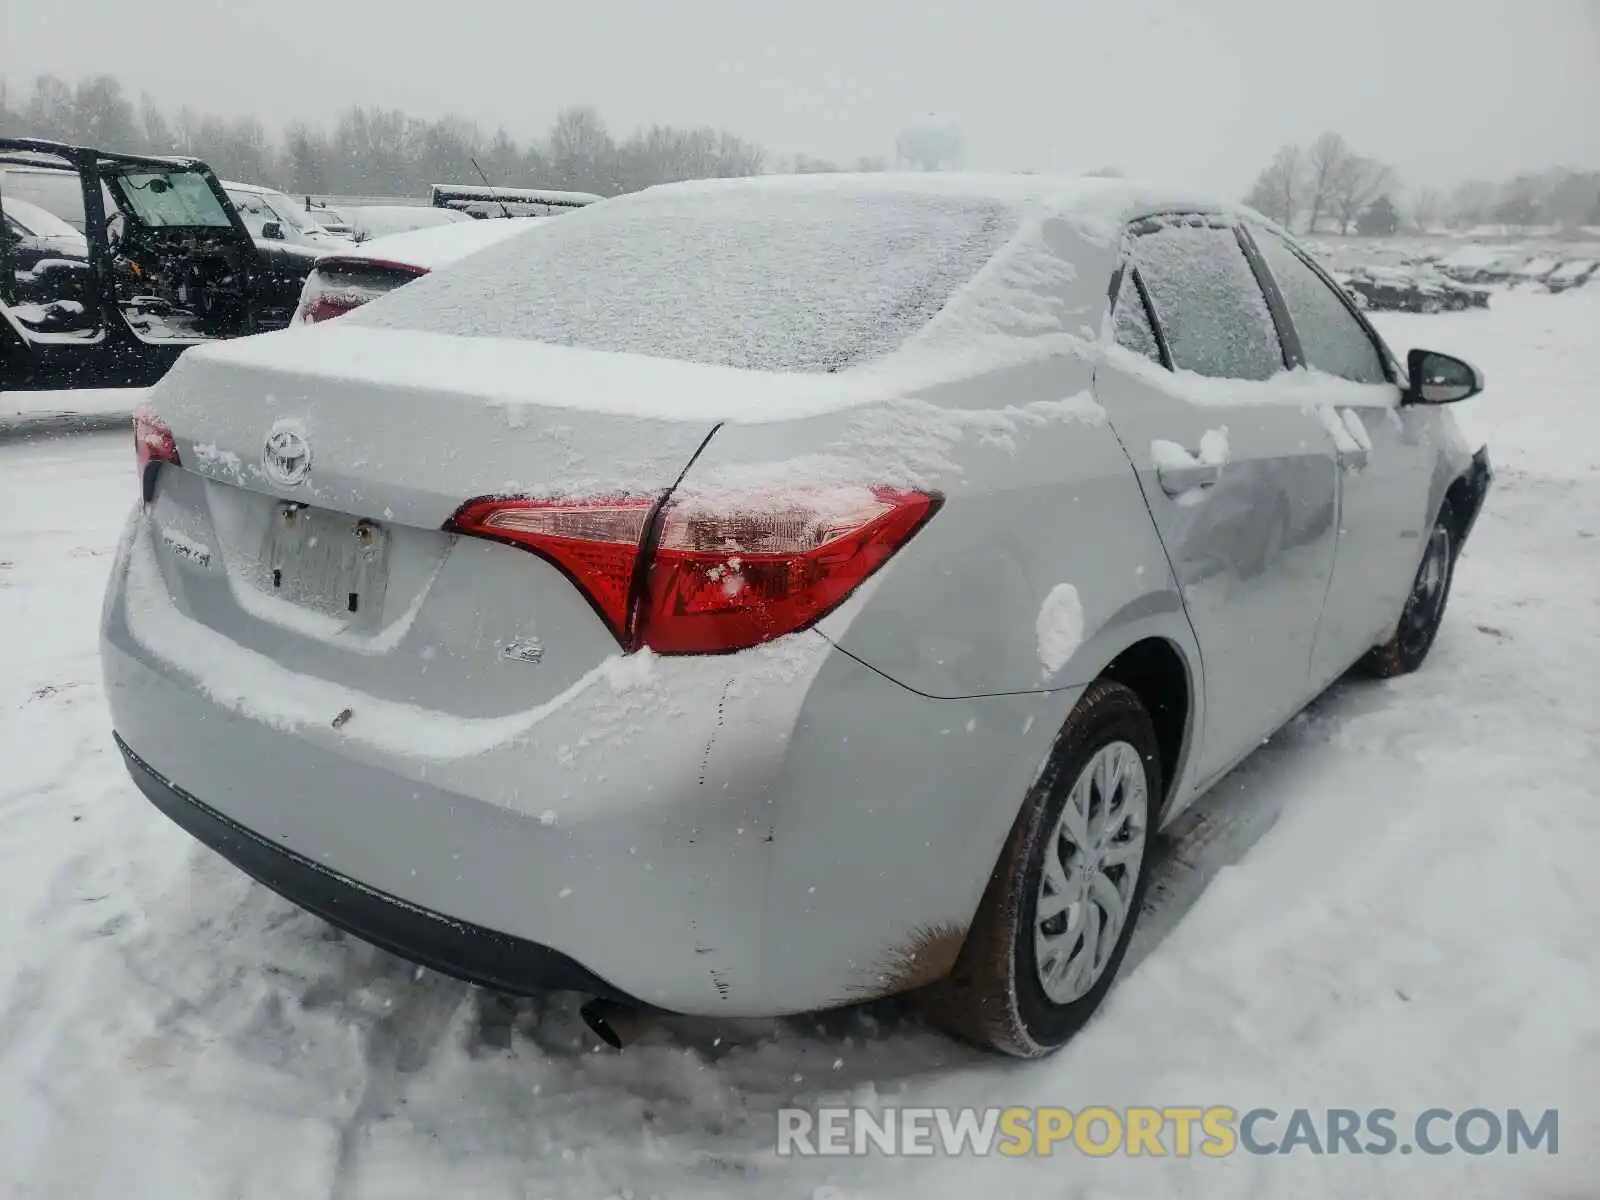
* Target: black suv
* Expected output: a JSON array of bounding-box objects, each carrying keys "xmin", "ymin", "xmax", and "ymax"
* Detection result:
[{"xmin": 2, "ymin": 139, "xmax": 320, "ymax": 391}]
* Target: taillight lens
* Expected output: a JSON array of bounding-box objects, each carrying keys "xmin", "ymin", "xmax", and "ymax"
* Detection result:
[
  {"xmin": 295, "ymin": 261, "xmax": 426, "ymax": 324},
  {"xmin": 642, "ymin": 488, "xmax": 939, "ymax": 653},
  {"xmin": 446, "ymin": 497, "xmax": 657, "ymax": 642},
  {"xmin": 446, "ymin": 487, "xmax": 940, "ymax": 654},
  {"xmin": 300, "ymin": 293, "xmax": 370, "ymax": 323},
  {"xmin": 133, "ymin": 405, "xmax": 179, "ymax": 501}
]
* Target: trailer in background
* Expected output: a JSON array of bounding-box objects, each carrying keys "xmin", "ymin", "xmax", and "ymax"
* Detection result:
[{"xmin": 428, "ymin": 183, "xmax": 604, "ymax": 219}]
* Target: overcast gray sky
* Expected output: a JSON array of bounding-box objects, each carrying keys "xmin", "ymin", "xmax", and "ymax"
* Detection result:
[{"xmin": 3, "ymin": 0, "xmax": 1597, "ymax": 192}]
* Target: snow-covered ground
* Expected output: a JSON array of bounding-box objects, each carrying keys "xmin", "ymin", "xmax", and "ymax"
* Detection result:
[{"xmin": 0, "ymin": 289, "xmax": 1595, "ymax": 1198}]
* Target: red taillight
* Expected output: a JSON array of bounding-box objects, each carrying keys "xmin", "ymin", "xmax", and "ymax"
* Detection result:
[
  {"xmin": 642, "ymin": 488, "xmax": 939, "ymax": 653},
  {"xmin": 295, "ymin": 261, "xmax": 427, "ymax": 324},
  {"xmin": 446, "ymin": 487, "xmax": 940, "ymax": 654},
  {"xmin": 446, "ymin": 496, "xmax": 657, "ymax": 642},
  {"xmin": 301, "ymin": 293, "xmax": 369, "ymax": 323},
  {"xmin": 133, "ymin": 406, "xmax": 179, "ymax": 500}
]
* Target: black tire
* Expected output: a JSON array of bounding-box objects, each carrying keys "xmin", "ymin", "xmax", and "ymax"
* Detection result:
[
  {"xmin": 918, "ymin": 680, "xmax": 1162, "ymax": 1057},
  {"xmin": 1359, "ymin": 501, "xmax": 1457, "ymax": 678}
]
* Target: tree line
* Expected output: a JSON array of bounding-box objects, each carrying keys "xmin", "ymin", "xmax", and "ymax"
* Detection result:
[
  {"xmin": 6, "ymin": 75, "xmax": 1595, "ymax": 230},
  {"xmin": 1246, "ymin": 131, "xmax": 1600, "ymax": 236},
  {"xmin": 0, "ymin": 74, "xmax": 789, "ymax": 198}
]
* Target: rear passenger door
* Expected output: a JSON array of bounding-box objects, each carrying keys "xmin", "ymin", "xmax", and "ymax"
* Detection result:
[
  {"xmin": 1244, "ymin": 225, "xmax": 1435, "ymax": 684},
  {"xmin": 1094, "ymin": 215, "xmax": 1341, "ymax": 791}
]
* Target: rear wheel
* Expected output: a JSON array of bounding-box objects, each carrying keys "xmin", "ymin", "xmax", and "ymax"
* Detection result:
[
  {"xmin": 920, "ymin": 680, "xmax": 1161, "ymax": 1057},
  {"xmin": 1360, "ymin": 502, "xmax": 1456, "ymax": 678}
]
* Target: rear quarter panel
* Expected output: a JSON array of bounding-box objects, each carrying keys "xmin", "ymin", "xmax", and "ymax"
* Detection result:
[{"xmin": 679, "ymin": 354, "xmax": 1193, "ymax": 700}]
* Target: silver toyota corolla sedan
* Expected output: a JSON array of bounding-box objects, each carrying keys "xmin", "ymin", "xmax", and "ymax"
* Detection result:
[{"xmin": 101, "ymin": 175, "xmax": 1491, "ymax": 1057}]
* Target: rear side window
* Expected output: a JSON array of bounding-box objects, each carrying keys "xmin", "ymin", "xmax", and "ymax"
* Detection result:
[
  {"xmin": 1130, "ymin": 221, "xmax": 1284, "ymax": 381},
  {"xmin": 1112, "ymin": 271, "xmax": 1162, "ymax": 364},
  {"xmin": 1251, "ymin": 229, "xmax": 1388, "ymax": 385},
  {"xmin": 353, "ymin": 190, "xmax": 1017, "ymax": 373}
]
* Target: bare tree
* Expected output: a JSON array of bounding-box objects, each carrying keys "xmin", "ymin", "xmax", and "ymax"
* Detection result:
[
  {"xmin": 140, "ymin": 94, "xmax": 173, "ymax": 154},
  {"xmin": 22, "ymin": 76, "xmax": 75, "ymax": 142},
  {"xmin": 1304, "ymin": 132, "xmax": 1353, "ymax": 233},
  {"xmin": 1243, "ymin": 144, "xmax": 1303, "ymax": 228},
  {"xmin": 1407, "ymin": 186, "xmax": 1446, "ymax": 233},
  {"xmin": 70, "ymin": 76, "xmax": 140, "ymax": 150},
  {"xmin": 1329, "ymin": 156, "xmax": 1398, "ymax": 235},
  {"xmin": 283, "ymin": 122, "xmax": 331, "ymax": 192},
  {"xmin": 547, "ymin": 106, "xmax": 619, "ymax": 195}
]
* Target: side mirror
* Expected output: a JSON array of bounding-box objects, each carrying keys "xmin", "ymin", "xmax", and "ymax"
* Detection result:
[
  {"xmin": 261, "ymin": 221, "xmax": 285, "ymax": 241},
  {"xmin": 1404, "ymin": 348, "xmax": 1483, "ymax": 405}
]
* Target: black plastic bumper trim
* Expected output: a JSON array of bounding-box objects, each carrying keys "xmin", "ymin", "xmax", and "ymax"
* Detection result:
[{"xmin": 114, "ymin": 734, "xmax": 642, "ymax": 1005}]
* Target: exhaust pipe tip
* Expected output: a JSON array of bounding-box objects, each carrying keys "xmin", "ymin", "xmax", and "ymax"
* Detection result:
[{"xmin": 580, "ymin": 998, "xmax": 653, "ymax": 1049}]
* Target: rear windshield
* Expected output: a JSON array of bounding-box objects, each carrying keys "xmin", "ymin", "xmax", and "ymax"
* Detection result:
[{"xmin": 353, "ymin": 190, "xmax": 1016, "ymax": 373}]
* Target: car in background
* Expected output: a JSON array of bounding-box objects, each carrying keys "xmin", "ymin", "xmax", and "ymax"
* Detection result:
[
  {"xmin": 292, "ymin": 215, "xmax": 542, "ymax": 323},
  {"xmin": 301, "ymin": 199, "xmax": 354, "ymax": 238},
  {"xmin": 1, "ymin": 138, "xmax": 319, "ymax": 390},
  {"xmin": 344, "ymin": 204, "xmax": 473, "ymax": 242},
  {"xmin": 1434, "ymin": 244, "xmax": 1518, "ymax": 285},
  {"xmin": 2, "ymin": 195, "xmax": 88, "ymax": 260},
  {"xmin": 109, "ymin": 176, "xmax": 1492, "ymax": 1059},
  {"xmin": 2, "ymin": 195, "xmax": 89, "ymax": 286},
  {"xmin": 1511, "ymin": 257, "xmax": 1559, "ymax": 286},
  {"xmin": 1543, "ymin": 260, "xmax": 1596, "ymax": 293},
  {"xmin": 0, "ymin": 162, "xmax": 108, "ymax": 231},
  {"xmin": 1341, "ymin": 264, "xmax": 1488, "ymax": 312},
  {"xmin": 1, "ymin": 195, "xmax": 91, "ymax": 328},
  {"xmin": 224, "ymin": 181, "xmax": 348, "ymax": 251},
  {"xmin": 224, "ymin": 181, "xmax": 351, "ymax": 326}
]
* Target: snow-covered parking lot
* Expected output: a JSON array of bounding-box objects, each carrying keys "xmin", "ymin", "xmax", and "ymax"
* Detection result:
[{"xmin": 1, "ymin": 289, "xmax": 1596, "ymax": 1198}]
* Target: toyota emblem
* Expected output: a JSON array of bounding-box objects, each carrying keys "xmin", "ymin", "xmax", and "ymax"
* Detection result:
[{"xmin": 263, "ymin": 424, "xmax": 312, "ymax": 487}]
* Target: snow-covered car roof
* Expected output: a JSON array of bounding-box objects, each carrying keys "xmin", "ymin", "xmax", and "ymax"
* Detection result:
[
  {"xmin": 345, "ymin": 205, "xmax": 474, "ymax": 241},
  {"xmin": 318, "ymin": 216, "xmax": 546, "ymax": 272},
  {"xmin": 1437, "ymin": 244, "xmax": 1506, "ymax": 269},
  {"xmin": 633, "ymin": 172, "xmax": 1265, "ymax": 232},
  {"xmin": 1548, "ymin": 259, "xmax": 1596, "ymax": 281}
]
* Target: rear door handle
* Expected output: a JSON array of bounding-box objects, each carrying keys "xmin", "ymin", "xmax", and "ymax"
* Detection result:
[{"xmin": 1156, "ymin": 462, "xmax": 1222, "ymax": 496}]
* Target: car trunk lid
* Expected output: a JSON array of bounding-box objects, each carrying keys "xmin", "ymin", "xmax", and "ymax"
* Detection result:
[{"xmin": 137, "ymin": 329, "xmax": 722, "ymax": 717}]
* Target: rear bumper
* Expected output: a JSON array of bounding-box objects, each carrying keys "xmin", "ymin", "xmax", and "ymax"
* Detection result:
[
  {"xmin": 101, "ymin": 508, "xmax": 1072, "ymax": 1016},
  {"xmin": 115, "ymin": 734, "xmax": 640, "ymax": 1004}
]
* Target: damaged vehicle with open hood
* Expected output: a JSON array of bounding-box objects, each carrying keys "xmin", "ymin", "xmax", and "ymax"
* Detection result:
[
  {"xmin": 102, "ymin": 175, "xmax": 1492, "ymax": 1057},
  {"xmin": 1, "ymin": 139, "xmax": 318, "ymax": 391}
]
